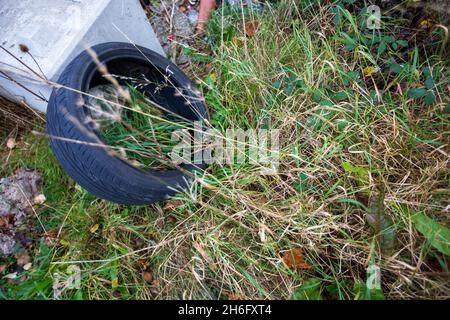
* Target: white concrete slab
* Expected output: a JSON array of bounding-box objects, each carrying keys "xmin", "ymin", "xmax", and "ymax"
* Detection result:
[{"xmin": 0, "ymin": 0, "xmax": 165, "ymax": 112}]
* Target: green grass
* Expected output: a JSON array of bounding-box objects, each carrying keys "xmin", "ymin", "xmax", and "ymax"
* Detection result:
[
  {"xmin": 1, "ymin": 0, "xmax": 449, "ymax": 299},
  {"xmin": 90, "ymin": 85, "xmax": 191, "ymax": 170}
]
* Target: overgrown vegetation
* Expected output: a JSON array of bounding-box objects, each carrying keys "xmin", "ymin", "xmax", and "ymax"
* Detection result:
[{"xmin": 1, "ymin": 0, "xmax": 449, "ymax": 299}]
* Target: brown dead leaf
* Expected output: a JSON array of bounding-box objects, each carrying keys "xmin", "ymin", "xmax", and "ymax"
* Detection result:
[
  {"xmin": 149, "ymin": 279, "xmax": 160, "ymax": 296},
  {"xmin": 143, "ymin": 271, "xmax": 153, "ymax": 284},
  {"xmin": 205, "ymin": 63, "xmax": 213, "ymax": 72},
  {"xmin": 138, "ymin": 259, "xmax": 149, "ymax": 270},
  {"xmin": 245, "ymin": 20, "xmax": 260, "ymax": 37},
  {"xmin": 226, "ymin": 291, "xmax": 247, "ymax": 300},
  {"xmin": 163, "ymin": 200, "xmax": 183, "ymax": 211},
  {"xmin": 151, "ymin": 279, "xmax": 160, "ymax": 289},
  {"xmin": 281, "ymin": 247, "xmax": 312, "ymax": 270}
]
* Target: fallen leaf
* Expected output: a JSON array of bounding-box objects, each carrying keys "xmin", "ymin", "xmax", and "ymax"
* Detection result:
[
  {"xmin": 3, "ymin": 272, "xmax": 17, "ymax": 279},
  {"xmin": 205, "ymin": 63, "xmax": 213, "ymax": 71},
  {"xmin": 226, "ymin": 291, "xmax": 247, "ymax": 300},
  {"xmin": 6, "ymin": 137, "xmax": 16, "ymax": 149},
  {"xmin": 90, "ymin": 223, "xmax": 100, "ymax": 234},
  {"xmin": 143, "ymin": 271, "xmax": 153, "ymax": 284},
  {"xmin": 149, "ymin": 279, "xmax": 160, "ymax": 296},
  {"xmin": 23, "ymin": 262, "xmax": 32, "ymax": 271},
  {"xmin": 163, "ymin": 200, "xmax": 183, "ymax": 211},
  {"xmin": 282, "ymin": 247, "xmax": 312, "ymax": 269},
  {"xmin": 245, "ymin": 20, "xmax": 260, "ymax": 37},
  {"xmin": 151, "ymin": 279, "xmax": 160, "ymax": 289},
  {"xmin": 0, "ymin": 265, "xmax": 6, "ymax": 272},
  {"xmin": 138, "ymin": 259, "xmax": 149, "ymax": 270}
]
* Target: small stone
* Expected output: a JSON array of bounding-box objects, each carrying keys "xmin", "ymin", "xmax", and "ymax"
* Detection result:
[{"xmin": 0, "ymin": 234, "xmax": 16, "ymax": 256}]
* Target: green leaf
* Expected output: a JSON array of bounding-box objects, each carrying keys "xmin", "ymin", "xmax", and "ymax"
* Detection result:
[
  {"xmin": 272, "ymin": 80, "xmax": 281, "ymax": 89},
  {"xmin": 333, "ymin": 10, "xmax": 342, "ymax": 27},
  {"xmin": 377, "ymin": 41, "xmax": 387, "ymax": 55},
  {"xmin": 389, "ymin": 62, "xmax": 402, "ymax": 74},
  {"xmin": 396, "ymin": 39, "xmax": 408, "ymax": 47},
  {"xmin": 334, "ymin": 90, "xmax": 350, "ymax": 101},
  {"xmin": 285, "ymin": 84, "xmax": 294, "ymax": 96},
  {"xmin": 407, "ymin": 88, "xmax": 427, "ymax": 99},
  {"xmin": 425, "ymin": 76, "xmax": 434, "ymax": 89},
  {"xmin": 411, "ymin": 212, "xmax": 450, "ymax": 256},
  {"xmin": 345, "ymin": 43, "xmax": 357, "ymax": 51},
  {"xmin": 293, "ymin": 278, "xmax": 322, "ymax": 300},
  {"xmin": 312, "ymin": 89, "xmax": 323, "ymax": 102},
  {"xmin": 294, "ymin": 78, "xmax": 305, "ymax": 88},
  {"xmin": 319, "ymin": 99, "xmax": 333, "ymax": 106},
  {"xmin": 383, "ymin": 35, "xmax": 395, "ymax": 43},
  {"xmin": 424, "ymin": 91, "xmax": 436, "ymax": 106}
]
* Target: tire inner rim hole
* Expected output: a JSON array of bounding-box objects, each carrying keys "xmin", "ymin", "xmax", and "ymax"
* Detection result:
[{"xmin": 85, "ymin": 59, "xmax": 200, "ymax": 170}]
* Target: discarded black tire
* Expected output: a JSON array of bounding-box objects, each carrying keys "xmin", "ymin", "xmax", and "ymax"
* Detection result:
[{"xmin": 46, "ymin": 42, "xmax": 208, "ymax": 205}]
